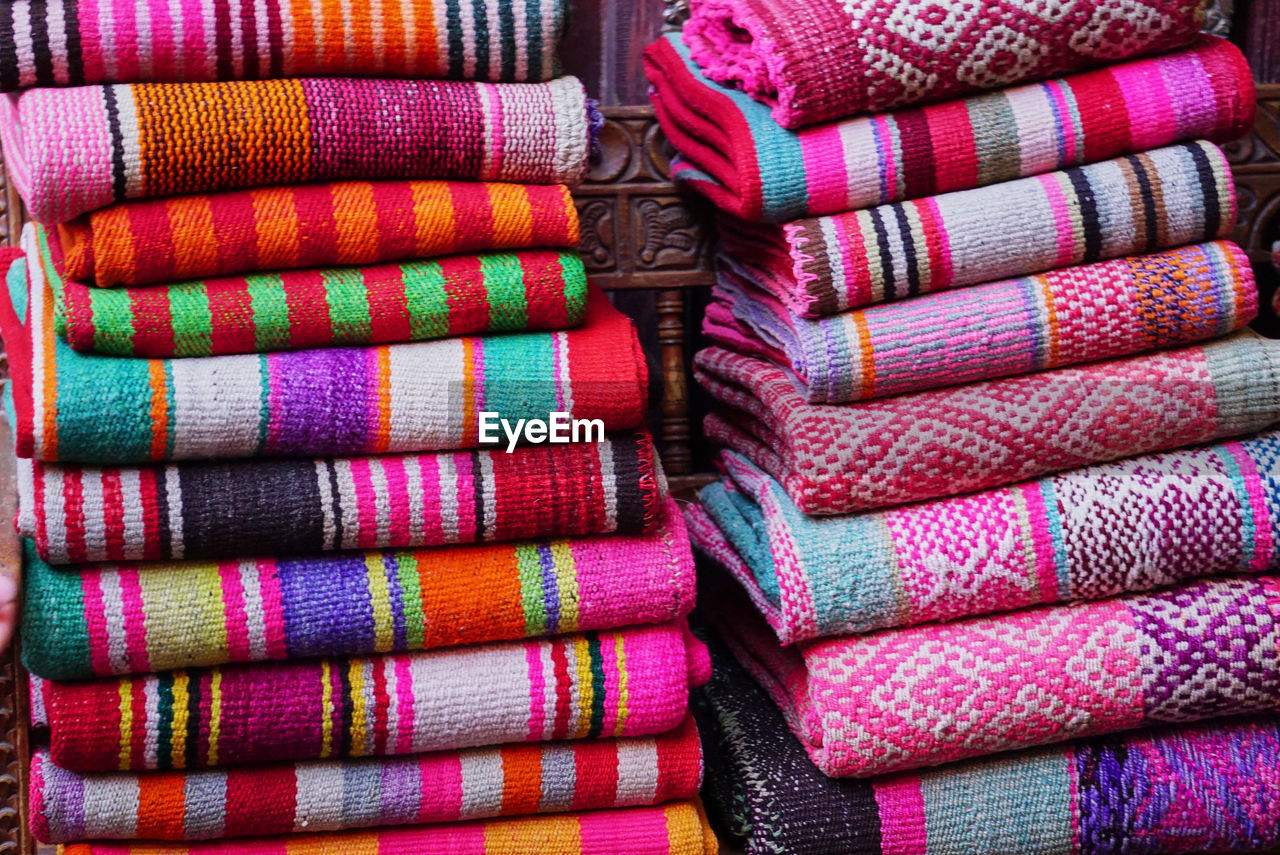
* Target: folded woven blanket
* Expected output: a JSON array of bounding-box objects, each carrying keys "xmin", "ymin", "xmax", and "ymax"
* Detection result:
[
  {"xmin": 23, "ymin": 498, "xmax": 694, "ymax": 680},
  {"xmin": 644, "ymin": 33, "xmax": 1254, "ymax": 223},
  {"xmin": 0, "ymin": 76, "xmax": 594, "ymax": 224},
  {"xmin": 3, "ymin": 246, "xmax": 642, "ymax": 464},
  {"xmin": 16, "ymin": 430, "xmax": 664, "ymax": 565},
  {"xmin": 682, "ymin": 0, "xmax": 1207, "ymax": 129},
  {"xmin": 708, "ymin": 573, "xmax": 1280, "ymax": 778},
  {"xmin": 58, "ymin": 180, "xmax": 580, "ymax": 289},
  {"xmin": 688, "ymin": 435, "xmax": 1280, "ymax": 643},
  {"xmin": 53, "ymin": 802, "xmax": 718, "ymax": 855},
  {"xmin": 0, "ymin": 0, "xmax": 567, "ymax": 91},
  {"xmin": 697, "ymin": 632, "xmax": 1280, "ymax": 855},
  {"xmin": 695, "ymin": 333, "xmax": 1280, "ymax": 514},
  {"xmin": 719, "ymin": 140, "xmax": 1236, "ymax": 317},
  {"xmin": 710, "ymin": 241, "xmax": 1255, "ymax": 403},
  {"xmin": 33, "ymin": 621, "xmax": 707, "ymax": 772},
  {"xmin": 31, "ymin": 716, "xmax": 701, "ymax": 842}
]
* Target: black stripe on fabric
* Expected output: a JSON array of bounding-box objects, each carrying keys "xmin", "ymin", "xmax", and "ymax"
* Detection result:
[
  {"xmin": 891, "ymin": 203, "xmax": 920, "ymax": 298},
  {"xmin": 153, "ymin": 466, "xmax": 173, "ymax": 560},
  {"xmin": 470, "ymin": 0, "xmax": 489, "ymax": 81},
  {"xmin": 338, "ymin": 661, "xmax": 353, "ymax": 756},
  {"xmin": 326, "ymin": 460, "xmax": 343, "ymax": 550},
  {"xmin": 1066, "ymin": 165, "xmax": 1102, "ymax": 262},
  {"xmin": 1125, "ymin": 154, "xmax": 1159, "ymax": 253},
  {"xmin": 1186, "ymin": 142, "xmax": 1222, "ymax": 240},
  {"xmin": 472, "ymin": 450, "xmax": 485, "ymax": 540},
  {"xmin": 29, "ymin": 0, "xmax": 53, "ymax": 86},
  {"xmin": 611, "ymin": 436, "xmax": 645, "ymax": 533},
  {"xmin": 0, "ymin": 3, "xmax": 19, "ymax": 94},
  {"xmin": 868, "ymin": 207, "xmax": 897, "ymax": 302},
  {"xmin": 62, "ymin": 0, "xmax": 83, "ymax": 85},
  {"xmin": 103, "ymin": 85, "xmax": 128, "ymax": 203},
  {"xmin": 178, "ymin": 460, "xmax": 324, "ymax": 559},
  {"xmin": 186, "ymin": 671, "xmax": 202, "ymax": 769},
  {"xmin": 498, "ymin": 0, "xmax": 516, "ymax": 81},
  {"xmin": 446, "ymin": 0, "xmax": 464, "ymax": 81}
]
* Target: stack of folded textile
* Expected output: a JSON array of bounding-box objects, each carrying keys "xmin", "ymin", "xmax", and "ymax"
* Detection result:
[
  {"xmin": 647, "ymin": 0, "xmax": 1280, "ymax": 852},
  {"xmin": 0, "ymin": 2, "xmax": 717, "ymax": 853}
]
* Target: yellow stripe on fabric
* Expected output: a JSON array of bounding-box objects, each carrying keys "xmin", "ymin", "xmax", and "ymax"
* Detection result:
[
  {"xmin": 320, "ymin": 660, "xmax": 334, "ymax": 759},
  {"xmin": 349, "ymin": 660, "xmax": 368, "ymax": 756},
  {"xmin": 551, "ymin": 541, "xmax": 579, "ymax": 633},
  {"xmin": 375, "ymin": 347, "xmax": 393, "ymax": 454},
  {"xmin": 207, "ymin": 671, "xmax": 223, "ymax": 767},
  {"xmin": 484, "ymin": 814, "xmax": 582, "ymax": 852},
  {"xmin": 573, "ymin": 636, "xmax": 593, "ymax": 739},
  {"xmin": 612, "ymin": 632, "xmax": 629, "ymax": 738},
  {"xmin": 170, "ymin": 673, "xmax": 189, "ymax": 769},
  {"xmin": 136, "ymin": 564, "xmax": 230, "ymax": 672},
  {"xmin": 366, "ymin": 554, "xmax": 395, "ymax": 653},
  {"xmin": 461, "ymin": 338, "xmax": 477, "ymax": 447},
  {"xmin": 486, "ymin": 183, "xmax": 534, "ymax": 245},
  {"xmin": 117, "ymin": 682, "xmax": 133, "ymax": 771}
]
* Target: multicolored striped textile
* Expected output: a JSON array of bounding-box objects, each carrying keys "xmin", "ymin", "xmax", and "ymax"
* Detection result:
[
  {"xmin": 57, "ymin": 181, "xmax": 580, "ymax": 289},
  {"xmin": 708, "ymin": 573, "xmax": 1280, "ymax": 778},
  {"xmin": 708, "ymin": 241, "xmax": 1256, "ymax": 403},
  {"xmin": 3, "ymin": 247, "xmax": 643, "ymax": 464},
  {"xmin": 697, "ymin": 634, "xmax": 1280, "ymax": 855},
  {"xmin": 719, "ymin": 140, "xmax": 1237, "ymax": 317},
  {"xmin": 688, "ymin": 435, "xmax": 1280, "ymax": 643},
  {"xmin": 644, "ymin": 33, "xmax": 1255, "ymax": 222},
  {"xmin": 23, "ymin": 498, "xmax": 695, "ymax": 680},
  {"xmin": 0, "ymin": 75, "xmax": 594, "ymax": 223},
  {"xmin": 694, "ymin": 332, "xmax": 1280, "ymax": 515},
  {"xmin": 53, "ymin": 802, "xmax": 720, "ymax": 855},
  {"xmin": 681, "ymin": 0, "xmax": 1208, "ymax": 129},
  {"xmin": 34, "ymin": 621, "xmax": 707, "ymax": 773},
  {"xmin": 0, "ymin": 0, "xmax": 568, "ymax": 91},
  {"xmin": 31, "ymin": 717, "xmax": 702, "ymax": 842},
  {"xmin": 16, "ymin": 430, "xmax": 665, "ymax": 565}
]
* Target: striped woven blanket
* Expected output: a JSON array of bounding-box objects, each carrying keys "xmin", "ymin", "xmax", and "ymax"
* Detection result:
[
  {"xmin": 0, "ymin": 75, "xmax": 594, "ymax": 223},
  {"xmin": 0, "ymin": 0, "xmax": 567, "ymax": 91},
  {"xmin": 694, "ymin": 333, "xmax": 1280, "ymax": 515},
  {"xmin": 707, "ymin": 574, "xmax": 1280, "ymax": 778},
  {"xmin": 681, "ymin": 0, "xmax": 1207, "ymax": 129},
  {"xmin": 16, "ymin": 431, "xmax": 664, "ymax": 565},
  {"xmin": 707, "ymin": 241, "xmax": 1256, "ymax": 403},
  {"xmin": 3, "ymin": 247, "xmax": 643, "ymax": 464},
  {"xmin": 32, "ymin": 717, "xmax": 701, "ymax": 842},
  {"xmin": 52, "ymin": 803, "xmax": 718, "ymax": 855},
  {"xmin": 688, "ymin": 436, "xmax": 1280, "ymax": 643},
  {"xmin": 34, "ymin": 621, "xmax": 706, "ymax": 772},
  {"xmin": 698, "ymin": 634, "xmax": 1280, "ymax": 855},
  {"xmin": 23, "ymin": 498, "xmax": 694, "ymax": 680},
  {"xmin": 58, "ymin": 181, "xmax": 580, "ymax": 289},
  {"xmin": 719, "ymin": 140, "xmax": 1236, "ymax": 317},
  {"xmin": 644, "ymin": 33, "xmax": 1254, "ymax": 223}
]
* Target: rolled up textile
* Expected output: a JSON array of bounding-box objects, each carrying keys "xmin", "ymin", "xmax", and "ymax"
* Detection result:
[
  {"xmin": 644, "ymin": 33, "xmax": 1255, "ymax": 223},
  {"xmin": 57, "ymin": 181, "xmax": 580, "ymax": 289},
  {"xmin": 719, "ymin": 140, "xmax": 1236, "ymax": 317},
  {"xmin": 0, "ymin": 0, "xmax": 567, "ymax": 91},
  {"xmin": 708, "ymin": 241, "xmax": 1256, "ymax": 403},
  {"xmin": 688, "ymin": 436, "xmax": 1280, "ymax": 644},
  {"xmin": 16, "ymin": 430, "xmax": 665, "ymax": 565},
  {"xmin": 34, "ymin": 620, "xmax": 707, "ymax": 772},
  {"xmin": 697, "ymin": 632, "xmax": 1280, "ymax": 855},
  {"xmin": 681, "ymin": 0, "xmax": 1208, "ymax": 130},
  {"xmin": 707, "ymin": 573, "xmax": 1280, "ymax": 778},
  {"xmin": 3, "ymin": 247, "xmax": 643, "ymax": 464},
  {"xmin": 31, "ymin": 716, "xmax": 702, "ymax": 842},
  {"xmin": 23, "ymin": 498, "xmax": 695, "ymax": 680},
  {"xmin": 695, "ymin": 332, "xmax": 1280, "ymax": 515},
  {"xmin": 0, "ymin": 75, "xmax": 594, "ymax": 223},
  {"xmin": 53, "ymin": 802, "xmax": 720, "ymax": 855}
]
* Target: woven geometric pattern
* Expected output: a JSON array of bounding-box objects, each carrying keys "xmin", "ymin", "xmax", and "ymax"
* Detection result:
[
  {"xmin": 31, "ymin": 717, "xmax": 702, "ymax": 842},
  {"xmin": 644, "ymin": 33, "xmax": 1255, "ymax": 222},
  {"xmin": 0, "ymin": 74, "xmax": 593, "ymax": 223},
  {"xmin": 36, "ymin": 622, "xmax": 706, "ymax": 772},
  {"xmin": 719, "ymin": 140, "xmax": 1237, "ymax": 316},
  {"xmin": 0, "ymin": 0, "xmax": 567, "ymax": 90},
  {"xmin": 682, "ymin": 0, "xmax": 1207, "ymax": 128},
  {"xmin": 694, "ymin": 333, "xmax": 1280, "ymax": 514},
  {"xmin": 709, "ymin": 240, "xmax": 1256, "ymax": 402},
  {"xmin": 22, "ymin": 500, "xmax": 695, "ymax": 680}
]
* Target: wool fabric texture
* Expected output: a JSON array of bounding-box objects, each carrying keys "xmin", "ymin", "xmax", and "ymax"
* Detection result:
[
  {"xmin": 0, "ymin": 75, "xmax": 594, "ymax": 224},
  {"xmin": 708, "ymin": 241, "xmax": 1256, "ymax": 403},
  {"xmin": 681, "ymin": 0, "xmax": 1207, "ymax": 129},
  {"xmin": 720, "ymin": 140, "xmax": 1236, "ymax": 317},
  {"xmin": 52, "ymin": 802, "xmax": 720, "ymax": 855},
  {"xmin": 16, "ymin": 430, "xmax": 664, "ymax": 566},
  {"xmin": 695, "ymin": 333, "xmax": 1280, "ymax": 515},
  {"xmin": 22, "ymin": 498, "xmax": 695, "ymax": 680},
  {"xmin": 30, "ymin": 717, "xmax": 702, "ymax": 842},
  {"xmin": 57, "ymin": 180, "xmax": 580, "ymax": 289},
  {"xmin": 35, "ymin": 621, "xmax": 708, "ymax": 773},
  {"xmin": 697, "ymin": 634, "xmax": 1280, "ymax": 855},
  {"xmin": 688, "ymin": 435, "xmax": 1280, "ymax": 643},
  {"xmin": 0, "ymin": 0, "xmax": 567, "ymax": 91},
  {"xmin": 708, "ymin": 574, "xmax": 1280, "ymax": 778},
  {"xmin": 2, "ymin": 246, "xmax": 643, "ymax": 464},
  {"xmin": 644, "ymin": 33, "xmax": 1255, "ymax": 223}
]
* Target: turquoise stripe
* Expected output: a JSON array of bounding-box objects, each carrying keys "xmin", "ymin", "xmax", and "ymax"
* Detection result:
[
  {"xmin": 481, "ymin": 332, "xmax": 559, "ymax": 426},
  {"xmin": 1039, "ymin": 479, "xmax": 1072, "ymax": 599},
  {"xmin": 256, "ymin": 355, "xmax": 272, "ymax": 455},
  {"xmin": 1213, "ymin": 444, "xmax": 1257, "ymax": 570}
]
